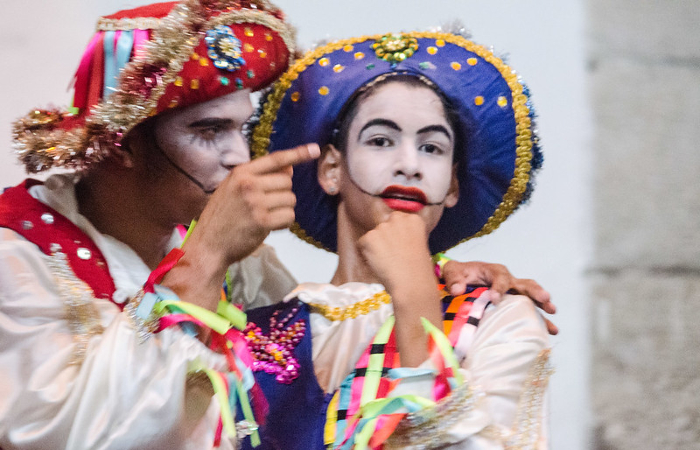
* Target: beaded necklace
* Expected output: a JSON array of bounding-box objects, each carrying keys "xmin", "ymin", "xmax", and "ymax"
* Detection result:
[
  {"xmin": 306, "ymin": 290, "xmax": 391, "ymax": 321},
  {"xmin": 244, "ymin": 300, "xmax": 307, "ymax": 384}
]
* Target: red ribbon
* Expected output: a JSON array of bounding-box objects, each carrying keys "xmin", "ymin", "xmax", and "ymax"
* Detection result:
[
  {"xmin": 144, "ymin": 248, "xmax": 185, "ymax": 293},
  {"xmin": 72, "ymin": 32, "xmax": 102, "ymax": 110},
  {"xmin": 85, "ymin": 33, "xmax": 106, "ymax": 111}
]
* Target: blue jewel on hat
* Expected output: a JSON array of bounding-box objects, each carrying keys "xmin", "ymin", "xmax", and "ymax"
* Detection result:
[{"xmin": 205, "ymin": 25, "xmax": 245, "ymax": 72}]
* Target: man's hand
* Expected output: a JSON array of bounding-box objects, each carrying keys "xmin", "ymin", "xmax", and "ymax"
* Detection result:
[
  {"xmin": 192, "ymin": 143, "xmax": 320, "ymax": 267},
  {"xmin": 163, "ymin": 143, "xmax": 320, "ymax": 315},
  {"xmin": 441, "ymin": 260, "xmax": 558, "ymax": 335}
]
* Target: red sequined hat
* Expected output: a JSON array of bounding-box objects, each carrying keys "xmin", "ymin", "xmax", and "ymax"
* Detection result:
[{"xmin": 13, "ymin": 0, "xmax": 295, "ymax": 173}]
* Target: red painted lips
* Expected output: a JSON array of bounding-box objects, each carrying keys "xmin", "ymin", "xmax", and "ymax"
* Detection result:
[{"xmin": 380, "ymin": 185, "xmax": 427, "ymax": 213}]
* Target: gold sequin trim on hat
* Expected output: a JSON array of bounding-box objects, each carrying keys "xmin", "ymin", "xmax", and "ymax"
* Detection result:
[
  {"xmin": 96, "ymin": 16, "xmax": 162, "ymax": 32},
  {"xmin": 306, "ymin": 290, "xmax": 391, "ymax": 321}
]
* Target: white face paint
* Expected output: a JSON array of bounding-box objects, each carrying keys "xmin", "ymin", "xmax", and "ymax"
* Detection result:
[
  {"xmin": 343, "ymin": 81, "xmax": 456, "ymax": 214},
  {"xmin": 154, "ymin": 89, "xmax": 253, "ymax": 193}
]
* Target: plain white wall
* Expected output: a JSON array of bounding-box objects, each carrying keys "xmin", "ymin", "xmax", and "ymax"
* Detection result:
[{"xmin": 0, "ymin": 1, "xmax": 592, "ymax": 448}]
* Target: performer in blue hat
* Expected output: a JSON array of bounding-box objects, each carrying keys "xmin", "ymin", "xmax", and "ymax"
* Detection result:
[{"xmin": 240, "ymin": 30, "xmax": 551, "ymax": 449}]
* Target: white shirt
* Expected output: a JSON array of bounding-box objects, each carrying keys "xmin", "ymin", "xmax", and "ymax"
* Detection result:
[
  {"xmin": 0, "ymin": 175, "xmax": 296, "ymax": 450},
  {"xmin": 289, "ymin": 282, "xmax": 551, "ymax": 449}
]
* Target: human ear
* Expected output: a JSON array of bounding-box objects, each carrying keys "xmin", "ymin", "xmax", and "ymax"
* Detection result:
[
  {"xmin": 108, "ymin": 125, "xmax": 148, "ymax": 170},
  {"xmin": 317, "ymin": 144, "xmax": 342, "ymax": 196},
  {"xmin": 444, "ymin": 164, "xmax": 460, "ymax": 208},
  {"xmin": 102, "ymin": 139, "xmax": 135, "ymax": 169}
]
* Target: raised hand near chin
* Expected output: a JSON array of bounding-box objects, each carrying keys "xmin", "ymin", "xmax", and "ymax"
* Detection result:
[
  {"xmin": 358, "ymin": 211, "xmax": 442, "ymax": 367},
  {"xmin": 357, "ymin": 211, "xmax": 434, "ymax": 294}
]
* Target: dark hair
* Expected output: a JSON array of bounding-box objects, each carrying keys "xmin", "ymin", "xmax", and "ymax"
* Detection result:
[{"xmin": 332, "ymin": 73, "xmax": 465, "ymax": 169}]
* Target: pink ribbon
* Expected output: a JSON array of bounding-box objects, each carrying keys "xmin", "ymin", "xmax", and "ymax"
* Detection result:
[
  {"xmin": 72, "ymin": 32, "xmax": 103, "ymax": 110},
  {"xmin": 132, "ymin": 29, "xmax": 150, "ymax": 60},
  {"xmin": 157, "ymin": 313, "xmax": 205, "ymax": 332}
]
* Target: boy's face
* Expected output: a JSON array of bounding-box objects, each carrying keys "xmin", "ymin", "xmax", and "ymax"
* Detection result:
[
  {"xmin": 154, "ymin": 89, "xmax": 254, "ymax": 194},
  {"xmin": 334, "ymin": 81, "xmax": 459, "ymax": 234},
  {"xmin": 127, "ymin": 89, "xmax": 254, "ymax": 224}
]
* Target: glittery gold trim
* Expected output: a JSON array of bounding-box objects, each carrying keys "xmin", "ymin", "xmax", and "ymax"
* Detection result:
[
  {"xmin": 96, "ymin": 17, "xmax": 162, "ymax": 31},
  {"xmin": 45, "ymin": 248, "xmax": 105, "ymax": 365},
  {"xmin": 124, "ymin": 289, "xmax": 160, "ymax": 343},
  {"xmin": 504, "ymin": 349, "xmax": 552, "ymax": 449},
  {"xmin": 385, "ymin": 381, "xmax": 480, "ymax": 449},
  {"xmin": 288, "ymin": 222, "xmax": 331, "ymax": 252},
  {"xmin": 385, "ymin": 349, "xmax": 551, "ymax": 448},
  {"xmin": 12, "ymin": 109, "xmax": 90, "ymax": 173},
  {"xmin": 250, "ymin": 31, "xmax": 535, "ymax": 254},
  {"xmin": 481, "ymin": 349, "xmax": 553, "ymax": 448},
  {"xmin": 306, "ymin": 290, "xmax": 390, "ymax": 321},
  {"xmin": 13, "ymin": 0, "xmax": 295, "ymax": 173}
]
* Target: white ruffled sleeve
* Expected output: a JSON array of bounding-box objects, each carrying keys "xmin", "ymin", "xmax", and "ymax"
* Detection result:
[
  {"xmin": 0, "ymin": 228, "xmax": 234, "ymax": 450},
  {"xmin": 386, "ymin": 294, "xmax": 551, "ymax": 449}
]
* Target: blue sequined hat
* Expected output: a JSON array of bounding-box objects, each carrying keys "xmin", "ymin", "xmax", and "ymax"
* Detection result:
[{"xmin": 251, "ymin": 31, "xmax": 542, "ymax": 254}]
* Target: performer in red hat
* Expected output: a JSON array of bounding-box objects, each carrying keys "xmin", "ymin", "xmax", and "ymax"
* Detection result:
[
  {"xmin": 1, "ymin": 1, "xmax": 310, "ymax": 448},
  {"xmin": 0, "ymin": 1, "xmax": 554, "ymax": 448}
]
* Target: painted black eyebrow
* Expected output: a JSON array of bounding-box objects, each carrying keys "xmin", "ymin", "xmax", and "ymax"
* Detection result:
[
  {"xmin": 358, "ymin": 119, "xmax": 452, "ymax": 142},
  {"xmin": 188, "ymin": 118, "xmax": 234, "ymax": 128},
  {"xmin": 417, "ymin": 124, "xmax": 453, "ymax": 141},
  {"xmin": 358, "ymin": 118, "xmax": 401, "ymax": 137}
]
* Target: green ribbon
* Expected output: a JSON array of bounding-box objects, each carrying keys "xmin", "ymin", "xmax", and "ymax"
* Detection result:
[
  {"xmin": 360, "ymin": 316, "xmax": 395, "ymax": 407},
  {"xmin": 154, "ymin": 300, "xmax": 232, "ymax": 335},
  {"xmin": 217, "ymin": 300, "xmax": 247, "ymax": 331},
  {"xmin": 421, "ymin": 317, "xmax": 464, "ymax": 386}
]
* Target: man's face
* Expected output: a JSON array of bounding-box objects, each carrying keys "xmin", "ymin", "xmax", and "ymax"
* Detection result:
[
  {"xmin": 154, "ymin": 89, "xmax": 254, "ymax": 194},
  {"xmin": 127, "ymin": 89, "xmax": 253, "ymax": 224},
  {"xmin": 338, "ymin": 81, "xmax": 458, "ymax": 233}
]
